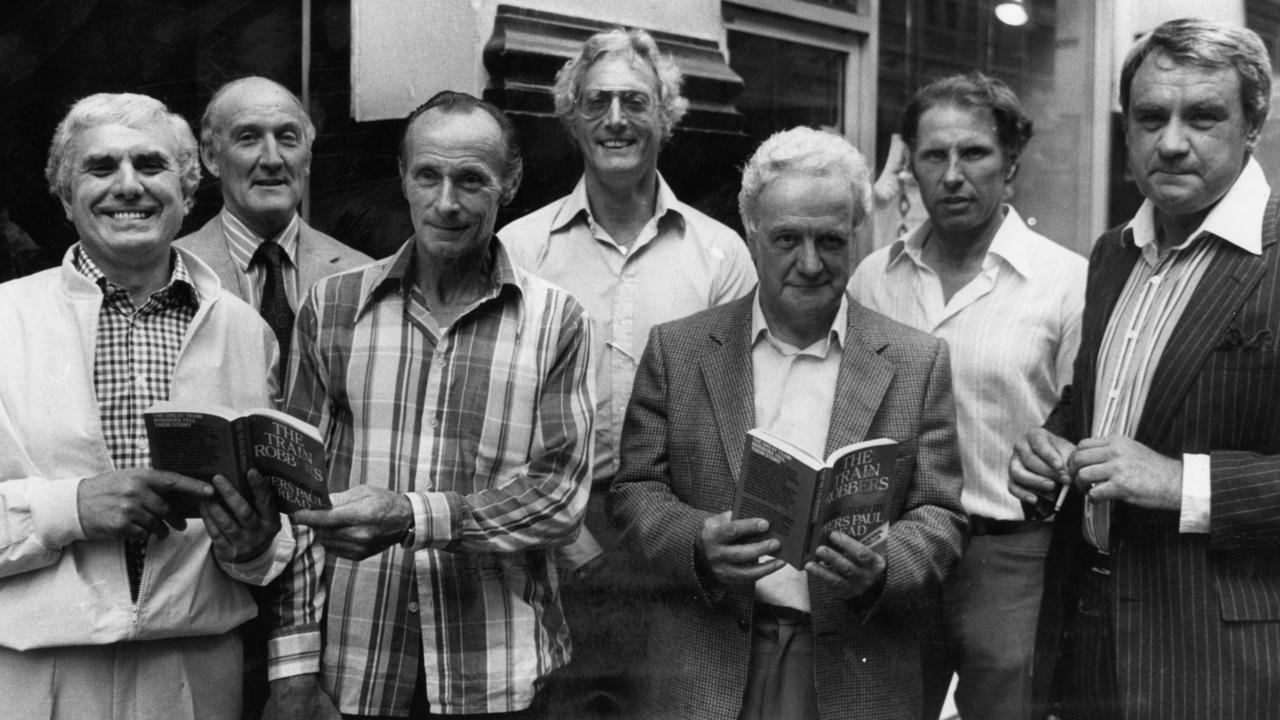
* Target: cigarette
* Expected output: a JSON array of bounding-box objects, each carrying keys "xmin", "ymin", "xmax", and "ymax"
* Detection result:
[{"xmin": 1052, "ymin": 485, "xmax": 1070, "ymax": 513}]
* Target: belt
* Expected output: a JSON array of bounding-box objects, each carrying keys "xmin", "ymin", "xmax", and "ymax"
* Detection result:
[{"xmin": 969, "ymin": 515, "xmax": 1048, "ymax": 536}]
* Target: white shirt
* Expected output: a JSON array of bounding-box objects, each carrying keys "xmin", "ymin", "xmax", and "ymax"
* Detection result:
[
  {"xmin": 749, "ymin": 292, "xmax": 848, "ymax": 612},
  {"xmin": 851, "ymin": 206, "xmax": 1086, "ymax": 519}
]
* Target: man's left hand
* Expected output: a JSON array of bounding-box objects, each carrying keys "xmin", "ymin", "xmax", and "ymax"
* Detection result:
[
  {"xmin": 292, "ymin": 486, "xmax": 413, "ymax": 560},
  {"xmin": 262, "ymin": 674, "xmax": 341, "ymax": 720},
  {"xmin": 805, "ymin": 530, "xmax": 886, "ymax": 601},
  {"xmin": 201, "ymin": 470, "xmax": 281, "ymax": 564},
  {"xmin": 1068, "ymin": 435, "xmax": 1182, "ymax": 511}
]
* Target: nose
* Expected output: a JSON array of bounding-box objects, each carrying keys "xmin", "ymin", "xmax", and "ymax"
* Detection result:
[
  {"xmin": 943, "ymin": 151, "xmax": 964, "ymax": 186},
  {"xmin": 113, "ymin": 161, "xmax": 143, "ymax": 197},
  {"xmin": 796, "ymin": 238, "xmax": 824, "ymax": 276},
  {"xmin": 1156, "ymin": 119, "xmax": 1190, "ymax": 157},
  {"xmin": 434, "ymin": 178, "xmax": 462, "ymax": 216},
  {"xmin": 259, "ymin": 134, "xmax": 284, "ymax": 167},
  {"xmin": 604, "ymin": 95, "xmax": 626, "ymax": 129}
]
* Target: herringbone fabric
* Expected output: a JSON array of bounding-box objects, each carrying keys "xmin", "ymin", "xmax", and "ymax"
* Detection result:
[
  {"xmin": 1034, "ymin": 192, "xmax": 1280, "ymax": 720},
  {"xmin": 608, "ymin": 294, "xmax": 967, "ymax": 719}
]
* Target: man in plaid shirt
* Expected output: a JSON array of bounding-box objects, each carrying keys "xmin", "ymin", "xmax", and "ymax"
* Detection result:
[
  {"xmin": 290, "ymin": 91, "xmax": 592, "ymax": 719},
  {"xmin": 0, "ymin": 93, "xmax": 297, "ymax": 719}
]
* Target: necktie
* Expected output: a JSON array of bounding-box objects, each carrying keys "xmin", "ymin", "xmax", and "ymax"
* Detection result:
[{"xmin": 254, "ymin": 240, "xmax": 294, "ymax": 366}]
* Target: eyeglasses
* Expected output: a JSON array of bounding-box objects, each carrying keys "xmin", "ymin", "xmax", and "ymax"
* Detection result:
[{"xmin": 577, "ymin": 89, "xmax": 655, "ymax": 120}]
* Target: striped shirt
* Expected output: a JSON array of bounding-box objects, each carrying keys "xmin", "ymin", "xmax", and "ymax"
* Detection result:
[
  {"xmin": 1085, "ymin": 159, "xmax": 1270, "ymax": 550},
  {"xmin": 851, "ymin": 206, "xmax": 1086, "ymax": 519},
  {"xmin": 286, "ymin": 238, "xmax": 593, "ymax": 715},
  {"xmin": 220, "ymin": 208, "xmax": 302, "ymax": 309}
]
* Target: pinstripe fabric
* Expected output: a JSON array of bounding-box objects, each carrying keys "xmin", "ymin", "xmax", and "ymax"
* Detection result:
[
  {"xmin": 1085, "ymin": 235, "xmax": 1218, "ymax": 549},
  {"xmin": 607, "ymin": 294, "xmax": 966, "ymax": 719},
  {"xmin": 285, "ymin": 238, "xmax": 593, "ymax": 716},
  {"xmin": 1034, "ymin": 189, "xmax": 1280, "ymax": 719},
  {"xmin": 220, "ymin": 209, "xmax": 302, "ymax": 309}
]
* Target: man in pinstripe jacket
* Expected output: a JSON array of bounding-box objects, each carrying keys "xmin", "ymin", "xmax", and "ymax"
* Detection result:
[
  {"xmin": 609, "ymin": 127, "xmax": 966, "ymax": 719},
  {"xmin": 1011, "ymin": 18, "xmax": 1280, "ymax": 720}
]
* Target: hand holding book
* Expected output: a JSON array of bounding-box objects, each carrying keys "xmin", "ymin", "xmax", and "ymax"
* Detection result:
[
  {"xmin": 200, "ymin": 469, "xmax": 281, "ymax": 564},
  {"xmin": 806, "ymin": 529, "xmax": 887, "ymax": 601},
  {"xmin": 695, "ymin": 510, "xmax": 786, "ymax": 589}
]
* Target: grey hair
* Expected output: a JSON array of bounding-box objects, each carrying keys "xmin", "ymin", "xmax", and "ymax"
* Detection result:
[
  {"xmin": 45, "ymin": 92, "xmax": 201, "ymax": 203},
  {"xmin": 738, "ymin": 126, "xmax": 870, "ymax": 238},
  {"xmin": 1120, "ymin": 17, "xmax": 1271, "ymax": 132},
  {"xmin": 552, "ymin": 28, "xmax": 688, "ymax": 140}
]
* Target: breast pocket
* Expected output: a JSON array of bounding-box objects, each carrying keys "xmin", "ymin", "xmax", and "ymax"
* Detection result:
[{"xmin": 1214, "ymin": 552, "xmax": 1280, "ymax": 622}]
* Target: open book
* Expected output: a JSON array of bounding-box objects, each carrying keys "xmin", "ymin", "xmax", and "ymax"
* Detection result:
[
  {"xmin": 144, "ymin": 402, "xmax": 331, "ymax": 515},
  {"xmin": 732, "ymin": 428, "xmax": 898, "ymax": 570}
]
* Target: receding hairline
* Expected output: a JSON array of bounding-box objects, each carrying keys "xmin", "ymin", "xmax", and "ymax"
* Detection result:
[
  {"xmin": 205, "ymin": 77, "xmax": 309, "ymax": 135},
  {"xmin": 400, "ymin": 105, "xmax": 507, "ymax": 164}
]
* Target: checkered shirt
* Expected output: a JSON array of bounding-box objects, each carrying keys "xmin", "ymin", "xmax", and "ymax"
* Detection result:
[{"xmin": 73, "ymin": 245, "xmax": 199, "ymax": 600}]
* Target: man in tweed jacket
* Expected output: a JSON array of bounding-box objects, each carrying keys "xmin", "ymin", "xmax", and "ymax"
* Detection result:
[{"xmin": 608, "ymin": 127, "xmax": 967, "ymax": 719}]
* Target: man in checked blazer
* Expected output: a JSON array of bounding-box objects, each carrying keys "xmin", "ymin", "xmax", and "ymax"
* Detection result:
[
  {"xmin": 608, "ymin": 127, "xmax": 967, "ymax": 719},
  {"xmin": 1010, "ymin": 18, "xmax": 1280, "ymax": 720}
]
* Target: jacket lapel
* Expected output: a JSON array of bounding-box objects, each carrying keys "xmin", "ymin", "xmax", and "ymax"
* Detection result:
[
  {"xmin": 1138, "ymin": 195, "xmax": 1278, "ymax": 446},
  {"xmin": 701, "ymin": 298, "xmax": 756, "ymax": 485},
  {"xmin": 827, "ymin": 302, "xmax": 893, "ymax": 454}
]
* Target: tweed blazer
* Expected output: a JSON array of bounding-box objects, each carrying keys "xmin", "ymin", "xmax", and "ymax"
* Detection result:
[
  {"xmin": 608, "ymin": 293, "xmax": 967, "ymax": 719},
  {"xmin": 1034, "ymin": 192, "xmax": 1280, "ymax": 719},
  {"xmin": 175, "ymin": 214, "xmax": 370, "ymax": 306}
]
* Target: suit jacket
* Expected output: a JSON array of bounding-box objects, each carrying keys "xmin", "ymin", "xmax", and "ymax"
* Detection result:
[
  {"xmin": 1034, "ymin": 193, "xmax": 1280, "ymax": 719},
  {"xmin": 607, "ymin": 294, "xmax": 967, "ymax": 719},
  {"xmin": 175, "ymin": 214, "xmax": 370, "ymax": 307}
]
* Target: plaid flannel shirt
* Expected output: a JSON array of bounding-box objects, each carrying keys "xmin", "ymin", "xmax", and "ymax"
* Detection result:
[{"xmin": 286, "ymin": 238, "xmax": 593, "ymax": 715}]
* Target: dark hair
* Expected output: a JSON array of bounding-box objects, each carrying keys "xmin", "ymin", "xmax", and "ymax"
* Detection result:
[
  {"xmin": 398, "ymin": 91, "xmax": 523, "ymax": 202},
  {"xmin": 900, "ymin": 72, "xmax": 1033, "ymax": 159},
  {"xmin": 1119, "ymin": 17, "xmax": 1271, "ymax": 132}
]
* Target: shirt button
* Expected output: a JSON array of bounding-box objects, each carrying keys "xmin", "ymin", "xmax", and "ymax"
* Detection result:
[
  {"xmin": 408, "ymin": 601, "xmax": 420, "ymax": 613},
  {"xmin": 429, "ymin": 417, "xmax": 438, "ymax": 428}
]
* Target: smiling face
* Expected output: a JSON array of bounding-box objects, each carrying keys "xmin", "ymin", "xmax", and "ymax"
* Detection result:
[
  {"xmin": 400, "ymin": 107, "xmax": 509, "ymax": 265},
  {"xmin": 202, "ymin": 79, "xmax": 310, "ymax": 238},
  {"xmin": 570, "ymin": 54, "xmax": 662, "ymax": 183},
  {"xmin": 910, "ymin": 103, "xmax": 1012, "ymax": 245},
  {"xmin": 1125, "ymin": 50, "xmax": 1256, "ymax": 226},
  {"xmin": 62, "ymin": 121, "xmax": 188, "ymax": 275},
  {"xmin": 749, "ymin": 172, "xmax": 858, "ymax": 347}
]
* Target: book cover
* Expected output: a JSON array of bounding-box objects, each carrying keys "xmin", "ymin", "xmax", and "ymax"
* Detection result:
[
  {"xmin": 733, "ymin": 428, "xmax": 898, "ymax": 570},
  {"xmin": 144, "ymin": 402, "xmax": 331, "ymax": 515}
]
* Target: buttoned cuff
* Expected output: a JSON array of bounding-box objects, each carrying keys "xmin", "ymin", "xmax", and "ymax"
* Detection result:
[
  {"xmin": 405, "ymin": 491, "xmax": 462, "ymax": 550},
  {"xmin": 1179, "ymin": 453, "xmax": 1210, "ymax": 533},
  {"xmin": 218, "ymin": 515, "xmax": 296, "ymax": 586},
  {"xmin": 267, "ymin": 627, "xmax": 322, "ymax": 680},
  {"xmin": 29, "ymin": 477, "xmax": 89, "ymax": 549}
]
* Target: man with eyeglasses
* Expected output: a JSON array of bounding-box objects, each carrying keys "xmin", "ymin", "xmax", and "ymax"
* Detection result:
[{"xmin": 500, "ymin": 27, "xmax": 755, "ymax": 718}]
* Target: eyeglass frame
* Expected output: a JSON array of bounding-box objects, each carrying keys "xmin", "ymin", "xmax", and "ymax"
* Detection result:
[{"xmin": 575, "ymin": 88, "xmax": 658, "ymax": 121}]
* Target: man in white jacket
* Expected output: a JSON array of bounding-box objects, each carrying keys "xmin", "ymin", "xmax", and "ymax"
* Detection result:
[{"xmin": 0, "ymin": 92, "xmax": 294, "ymax": 720}]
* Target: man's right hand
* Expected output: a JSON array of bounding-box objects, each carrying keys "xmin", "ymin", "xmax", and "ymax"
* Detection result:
[
  {"xmin": 696, "ymin": 510, "xmax": 785, "ymax": 588},
  {"xmin": 1008, "ymin": 428, "xmax": 1076, "ymax": 505},
  {"xmin": 76, "ymin": 469, "xmax": 214, "ymax": 541}
]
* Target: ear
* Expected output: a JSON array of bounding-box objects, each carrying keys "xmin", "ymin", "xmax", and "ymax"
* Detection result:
[
  {"xmin": 501, "ymin": 166, "xmax": 524, "ymax": 206},
  {"xmin": 60, "ymin": 193, "xmax": 75, "ymax": 223},
  {"xmin": 1246, "ymin": 123, "xmax": 1263, "ymax": 153},
  {"xmin": 200, "ymin": 141, "xmax": 221, "ymax": 179},
  {"xmin": 1004, "ymin": 154, "xmax": 1019, "ymax": 183}
]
